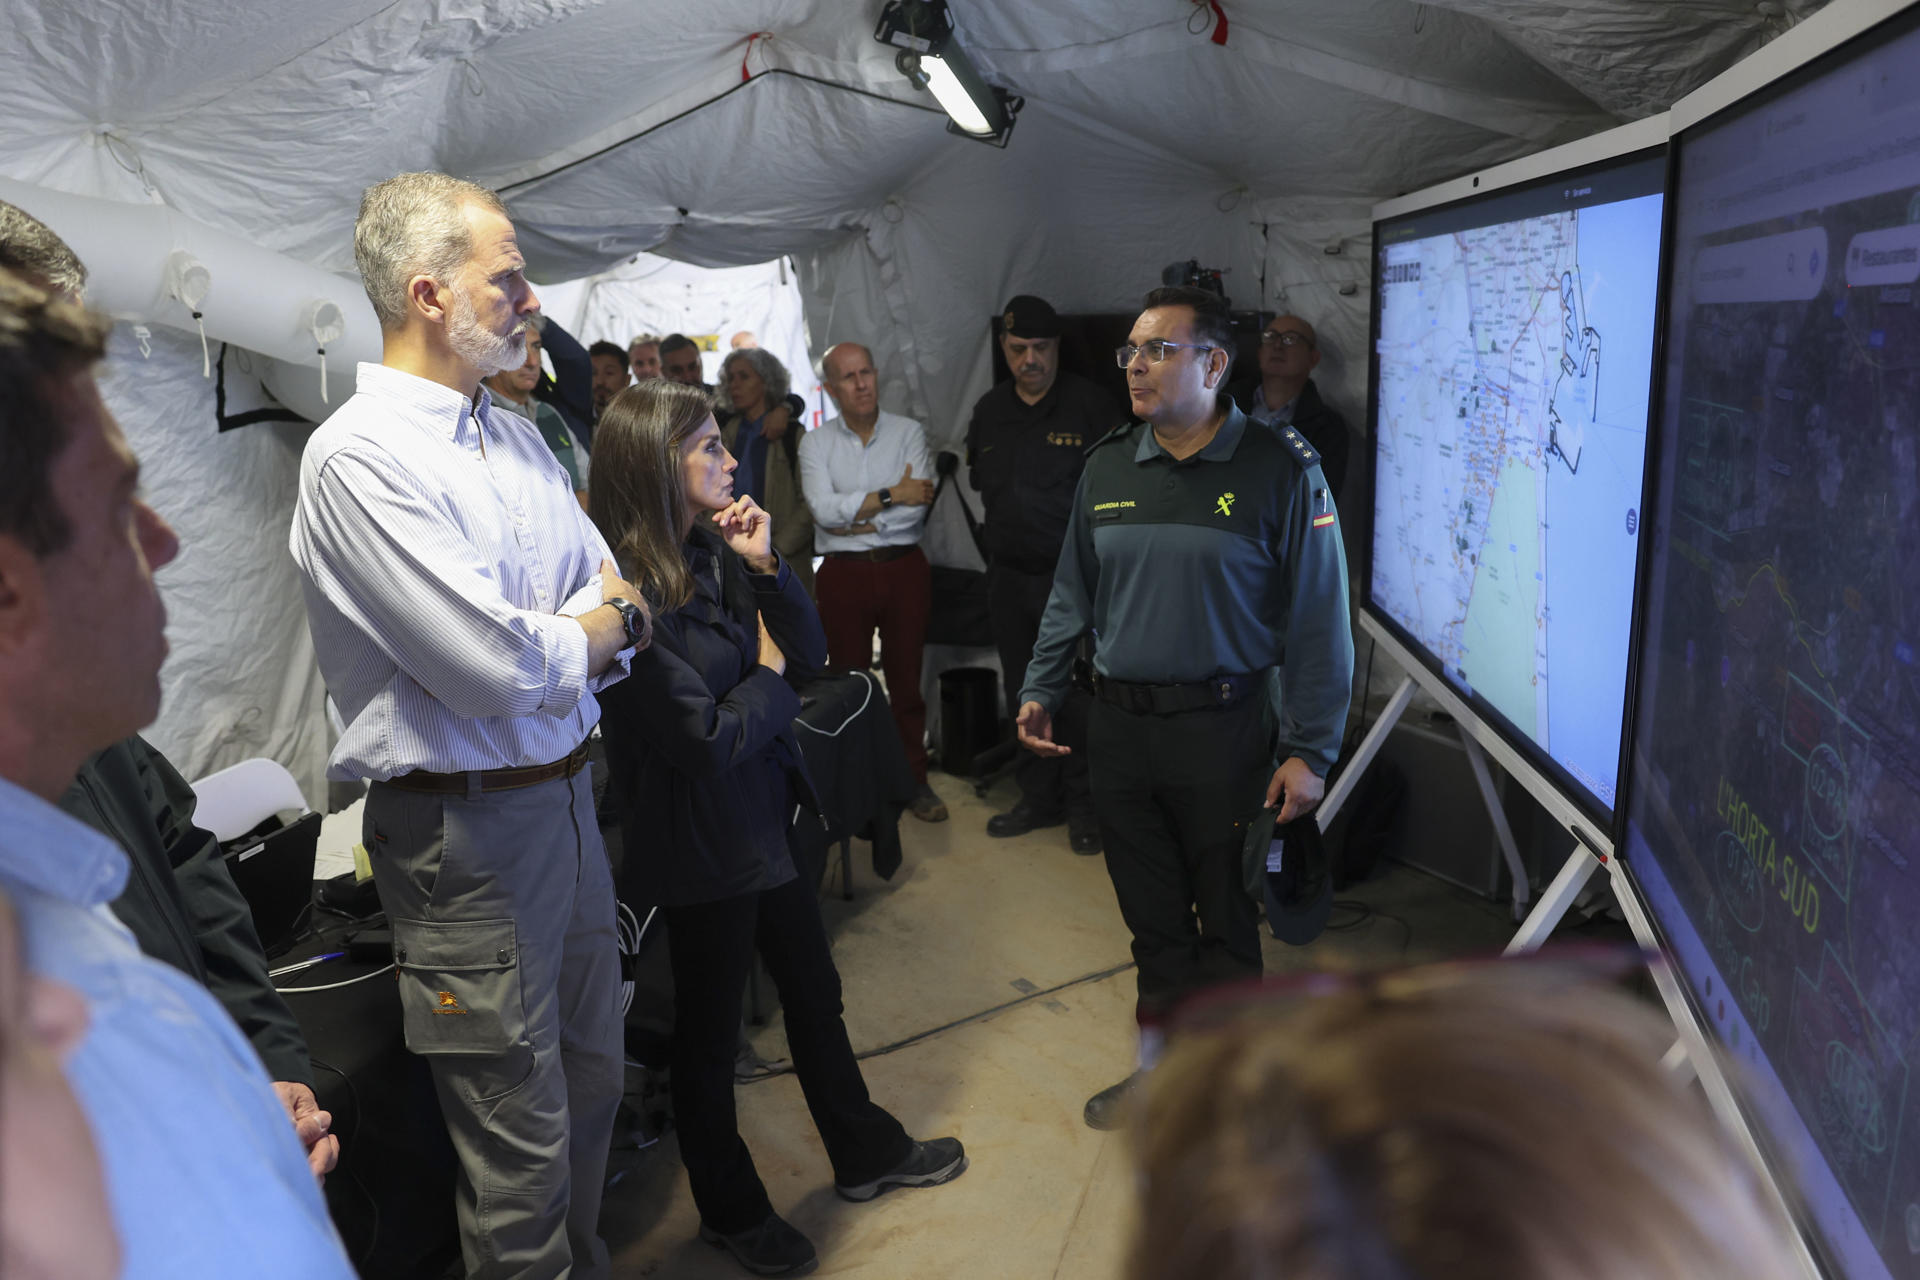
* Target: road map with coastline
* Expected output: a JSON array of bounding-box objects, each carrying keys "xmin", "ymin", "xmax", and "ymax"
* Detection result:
[{"xmin": 1372, "ymin": 184, "xmax": 1663, "ymax": 806}]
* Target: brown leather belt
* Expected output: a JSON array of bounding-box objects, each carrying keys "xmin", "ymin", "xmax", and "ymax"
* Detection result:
[
  {"xmin": 384, "ymin": 742, "xmax": 590, "ymax": 795},
  {"xmin": 825, "ymin": 544, "xmax": 917, "ymax": 564}
]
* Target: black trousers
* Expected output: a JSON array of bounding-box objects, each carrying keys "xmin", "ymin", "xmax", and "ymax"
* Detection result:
[
  {"xmin": 1087, "ymin": 696, "xmax": 1270, "ymax": 1022},
  {"xmin": 990, "ymin": 564, "xmax": 1092, "ymax": 817},
  {"xmin": 663, "ymin": 876, "xmax": 911, "ymax": 1232}
]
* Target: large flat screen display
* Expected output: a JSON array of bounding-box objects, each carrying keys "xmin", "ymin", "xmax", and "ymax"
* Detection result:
[
  {"xmin": 1622, "ymin": 9, "xmax": 1920, "ymax": 1277},
  {"xmin": 1368, "ymin": 151, "xmax": 1666, "ymax": 814}
]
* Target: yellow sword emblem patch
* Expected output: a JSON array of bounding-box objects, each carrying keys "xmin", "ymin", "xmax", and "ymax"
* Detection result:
[{"xmin": 1216, "ymin": 492, "xmax": 1236, "ymax": 516}]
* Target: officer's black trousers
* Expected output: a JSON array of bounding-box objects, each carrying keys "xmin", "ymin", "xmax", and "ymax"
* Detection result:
[
  {"xmin": 989, "ymin": 564, "xmax": 1091, "ymax": 818},
  {"xmin": 1088, "ymin": 695, "xmax": 1269, "ymax": 1021}
]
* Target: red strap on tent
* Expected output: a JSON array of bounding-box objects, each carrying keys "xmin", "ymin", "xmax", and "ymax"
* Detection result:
[
  {"xmin": 1207, "ymin": 1, "xmax": 1229, "ymax": 44},
  {"xmin": 742, "ymin": 31, "xmax": 770, "ymax": 81}
]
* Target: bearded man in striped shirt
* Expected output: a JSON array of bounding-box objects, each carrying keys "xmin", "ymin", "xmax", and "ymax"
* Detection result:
[{"xmin": 291, "ymin": 172, "xmax": 651, "ymax": 1280}]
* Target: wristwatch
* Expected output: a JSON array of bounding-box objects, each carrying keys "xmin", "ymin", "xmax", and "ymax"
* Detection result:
[
  {"xmin": 879, "ymin": 488, "xmax": 894, "ymax": 509},
  {"xmin": 605, "ymin": 597, "xmax": 646, "ymax": 647}
]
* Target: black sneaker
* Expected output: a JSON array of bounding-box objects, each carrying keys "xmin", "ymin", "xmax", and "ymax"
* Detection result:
[
  {"xmin": 698, "ymin": 1214, "xmax": 818, "ymax": 1277},
  {"xmin": 986, "ymin": 800, "xmax": 1066, "ymax": 838},
  {"xmin": 1067, "ymin": 815, "xmax": 1103, "ymax": 856},
  {"xmin": 1083, "ymin": 1072, "xmax": 1143, "ymax": 1131},
  {"xmin": 835, "ymin": 1136, "xmax": 968, "ymax": 1202}
]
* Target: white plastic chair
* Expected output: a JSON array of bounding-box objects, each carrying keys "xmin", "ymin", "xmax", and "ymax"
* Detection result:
[{"xmin": 190, "ymin": 757, "xmax": 310, "ymax": 843}]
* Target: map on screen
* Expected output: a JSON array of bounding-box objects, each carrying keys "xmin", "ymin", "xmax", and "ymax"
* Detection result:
[
  {"xmin": 1626, "ymin": 13, "xmax": 1920, "ymax": 1279},
  {"xmin": 1370, "ymin": 154, "xmax": 1666, "ymax": 809}
]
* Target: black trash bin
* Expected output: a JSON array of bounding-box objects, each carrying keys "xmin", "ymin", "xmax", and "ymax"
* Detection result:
[{"xmin": 938, "ymin": 666, "xmax": 1001, "ymax": 777}]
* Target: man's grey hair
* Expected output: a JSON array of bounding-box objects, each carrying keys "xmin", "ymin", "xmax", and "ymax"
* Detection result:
[
  {"xmin": 719, "ymin": 346, "xmax": 790, "ymax": 413},
  {"xmin": 0, "ymin": 200, "xmax": 87, "ymax": 300},
  {"xmin": 628, "ymin": 333, "xmax": 661, "ymax": 351},
  {"xmin": 354, "ymin": 172, "xmax": 508, "ymax": 331}
]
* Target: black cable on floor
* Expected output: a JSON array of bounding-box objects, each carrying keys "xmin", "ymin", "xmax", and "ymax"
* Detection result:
[
  {"xmin": 736, "ymin": 960, "xmax": 1137, "ymax": 1084},
  {"xmin": 1324, "ymin": 898, "xmax": 1414, "ymax": 955}
]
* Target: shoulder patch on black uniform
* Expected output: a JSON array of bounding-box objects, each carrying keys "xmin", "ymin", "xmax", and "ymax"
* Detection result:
[
  {"xmin": 1278, "ymin": 425, "xmax": 1321, "ymax": 469},
  {"xmin": 1086, "ymin": 421, "xmax": 1140, "ymax": 454}
]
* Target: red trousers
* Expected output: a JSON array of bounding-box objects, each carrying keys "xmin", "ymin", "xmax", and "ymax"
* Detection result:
[{"xmin": 814, "ymin": 547, "xmax": 931, "ymax": 783}]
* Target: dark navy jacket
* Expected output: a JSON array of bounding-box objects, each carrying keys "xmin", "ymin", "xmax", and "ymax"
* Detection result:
[
  {"xmin": 598, "ymin": 528, "xmax": 827, "ymax": 907},
  {"xmin": 1019, "ymin": 398, "xmax": 1355, "ymax": 774}
]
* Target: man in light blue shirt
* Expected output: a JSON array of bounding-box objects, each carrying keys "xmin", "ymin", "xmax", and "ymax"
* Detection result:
[
  {"xmin": 796, "ymin": 341, "xmax": 948, "ymax": 822},
  {"xmin": 0, "ymin": 269, "xmax": 356, "ymax": 1277}
]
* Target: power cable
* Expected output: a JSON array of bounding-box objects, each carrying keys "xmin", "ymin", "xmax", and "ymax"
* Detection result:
[{"xmin": 736, "ymin": 959, "xmax": 1136, "ymax": 1083}]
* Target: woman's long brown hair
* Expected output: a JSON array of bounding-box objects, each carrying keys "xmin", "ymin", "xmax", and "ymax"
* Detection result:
[{"xmin": 588, "ymin": 379, "xmax": 715, "ymax": 613}]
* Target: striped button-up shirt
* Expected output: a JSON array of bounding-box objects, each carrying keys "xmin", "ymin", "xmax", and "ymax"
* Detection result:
[
  {"xmin": 291, "ymin": 363, "xmax": 631, "ymax": 780},
  {"xmin": 796, "ymin": 410, "xmax": 933, "ymax": 554}
]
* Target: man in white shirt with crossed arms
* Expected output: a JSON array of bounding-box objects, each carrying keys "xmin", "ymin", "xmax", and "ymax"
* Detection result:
[
  {"xmin": 797, "ymin": 341, "xmax": 947, "ymax": 823},
  {"xmin": 291, "ymin": 172, "xmax": 650, "ymax": 1280}
]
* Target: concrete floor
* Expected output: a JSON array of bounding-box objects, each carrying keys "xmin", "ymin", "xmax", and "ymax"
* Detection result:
[{"xmin": 600, "ymin": 769, "xmax": 1538, "ymax": 1279}]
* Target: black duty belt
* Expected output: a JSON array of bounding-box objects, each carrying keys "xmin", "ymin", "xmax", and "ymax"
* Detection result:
[
  {"xmin": 825, "ymin": 545, "xmax": 917, "ymax": 564},
  {"xmin": 383, "ymin": 742, "xmax": 590, "ymax": 795},
  {"xmin": 1092, "ymin": 672, "xmax": 1258, "ymax": 715}
]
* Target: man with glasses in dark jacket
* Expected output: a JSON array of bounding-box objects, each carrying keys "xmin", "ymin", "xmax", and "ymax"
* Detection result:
[{"xmin": 1016, "ymin": 286, "xmax": 1354, "ymax": 1132}]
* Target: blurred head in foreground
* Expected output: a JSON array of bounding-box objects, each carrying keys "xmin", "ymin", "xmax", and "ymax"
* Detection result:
[{"xmin": 1128, "ymin": 951, "xmax": 1805, "ymax": 1280}]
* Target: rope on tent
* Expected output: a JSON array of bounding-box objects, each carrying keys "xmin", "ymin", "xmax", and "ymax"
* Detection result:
[
  {"xmin": 741, "ymin": 31, "xmax": 771, "ymax": 82},
  {"xmin": 1192, "ymin": 0, "xmax": 1229, "ymax": 45},
  {"xmin": 303, "ymin": 299, "xmax": 347, "ymax": 404},
  {"xmin": 165, "ymin": 250, "xmax": 212, "ymax": 377}
]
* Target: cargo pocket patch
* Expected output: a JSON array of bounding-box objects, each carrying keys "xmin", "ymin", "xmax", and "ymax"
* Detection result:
[{"xmin": 391, "ymin": 918, "xmax": 527, "ymax": 1059}]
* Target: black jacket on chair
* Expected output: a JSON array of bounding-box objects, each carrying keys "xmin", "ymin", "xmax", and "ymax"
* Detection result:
[{"xmin": 598, "ymin": 527, "xmax": 828, "ymax": 909}]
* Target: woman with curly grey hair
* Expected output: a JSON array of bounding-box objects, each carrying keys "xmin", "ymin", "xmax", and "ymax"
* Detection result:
[{"xmin": 719, "ymin": 346, "xmax": 815, "ymax": 594}]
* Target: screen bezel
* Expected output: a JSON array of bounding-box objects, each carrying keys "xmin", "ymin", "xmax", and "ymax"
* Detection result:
[
  {"xmin": 1362, "ymin": 134, "xmax": 1671, "ymax": 827},
  {"xmin": 1611, "ymin": 3, "xmax": 1920, "ymax": 1276}
]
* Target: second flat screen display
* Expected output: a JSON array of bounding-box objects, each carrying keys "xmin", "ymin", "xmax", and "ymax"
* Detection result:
[{"xmin": 1369, "ymin": 151, "xmax": 1667, "ymax": 813}]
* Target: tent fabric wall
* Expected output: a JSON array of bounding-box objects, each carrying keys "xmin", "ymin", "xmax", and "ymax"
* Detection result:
[
  {"xmin": 0, "ymin": 0, "xmax": 1833, "ymax": 794},
  {"xmin": 569, "ymin": 252, "xmax": 819, "ymax": 413},
  {"xmin": 95, "ymin": 327, "xmax": 333, "ymax": 805}
]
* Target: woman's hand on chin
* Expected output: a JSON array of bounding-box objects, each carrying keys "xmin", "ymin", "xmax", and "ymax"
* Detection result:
[{"xmin": 713, "ymin": 496, "xmax": 777, "ymax": 572}]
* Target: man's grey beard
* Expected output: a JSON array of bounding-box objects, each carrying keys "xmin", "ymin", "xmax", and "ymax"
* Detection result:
[{"xmin": 448, "ymin": 286, "xmax": 527, "ymax": 376}]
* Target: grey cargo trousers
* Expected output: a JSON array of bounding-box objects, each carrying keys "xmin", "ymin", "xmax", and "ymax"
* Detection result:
[{"xmin": 365, "ymin": 766, "xmax": 622, "ymax": 1279}]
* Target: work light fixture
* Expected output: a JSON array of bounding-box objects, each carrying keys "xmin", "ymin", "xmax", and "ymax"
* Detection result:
[{"xmin": 874, "ymin": 0, "xmax": 1023, "ymax": 148}]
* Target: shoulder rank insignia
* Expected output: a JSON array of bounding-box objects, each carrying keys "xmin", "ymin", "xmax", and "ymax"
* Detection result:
[
  {"xmin": 1280, "ymin": 425, "xmax": 1321, "ymax": 469},
  {"xmin": 1086, "ymin": 421, "xmax": 1138, "ymax": 454}
]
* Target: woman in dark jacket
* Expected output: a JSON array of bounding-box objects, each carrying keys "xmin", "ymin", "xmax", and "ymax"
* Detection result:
[{"xmin": 591, "ymin": 380, "xmax": 965, "ymax": 1277}]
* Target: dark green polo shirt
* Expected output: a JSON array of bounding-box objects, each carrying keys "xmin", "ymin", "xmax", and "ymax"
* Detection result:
[{"xmin": 1019, "ymin": 398, "xmax": 1355, "ymax": 773}]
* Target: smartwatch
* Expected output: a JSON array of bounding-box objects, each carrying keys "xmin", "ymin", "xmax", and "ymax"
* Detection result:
[
  {"xmin": 606, "ymin": 597, "xmax": 646, "ymax": 647},
  {"xmin": 878, "ymin": 488, "xmax": 894, "ymax": 509}
]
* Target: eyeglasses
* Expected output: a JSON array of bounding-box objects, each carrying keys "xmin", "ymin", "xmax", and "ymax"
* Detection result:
[
  {"xmin": 1115, "ymin": 340, "xmax": 1215, "ymax": 368},
  {"xmin": 1260, "ymin": 330, "xmax": 1313, "ymax": 348}
]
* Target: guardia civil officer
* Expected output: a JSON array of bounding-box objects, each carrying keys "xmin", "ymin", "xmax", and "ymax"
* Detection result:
[
  {"xmin": 1015, "ymin": 285, "xmax": 1354, "ymax": 1131},
  {"xmin": 966, "ymin": 295, "xmax": 1127, "ymax": 855}
]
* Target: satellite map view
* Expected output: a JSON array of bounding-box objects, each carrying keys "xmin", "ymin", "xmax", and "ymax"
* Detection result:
[{"xmin": 1628, "ymin": 33, "xmax": 1920, "ymax": 1277}]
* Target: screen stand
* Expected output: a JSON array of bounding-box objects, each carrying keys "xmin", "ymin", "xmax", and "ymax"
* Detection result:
[
  {"xmin": 1503, "ymin": 840, "xmax": 1605, "ymax": 952},
  {"xmin": 1319, "ymin": 673, "xmax": 1531, "ymax": 920}
]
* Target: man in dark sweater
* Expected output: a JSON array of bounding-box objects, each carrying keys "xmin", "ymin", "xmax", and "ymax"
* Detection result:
[
  {"xmin": 966, "ymin": 295, "xmax": 1128, "ymax": 855},
  {"xmin": 1229, "ymin": 313, "xmax": 1351, "ymax": 500}
]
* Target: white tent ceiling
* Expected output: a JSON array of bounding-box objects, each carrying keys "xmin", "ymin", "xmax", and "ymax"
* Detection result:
[{"xmin": 0, "ymin": 0, "xmax": 1829, "ymax": 799}]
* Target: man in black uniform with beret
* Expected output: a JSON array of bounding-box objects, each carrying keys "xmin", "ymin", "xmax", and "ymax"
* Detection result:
[
  {"xmin": 1017, "ymin": 285, "xmax": 1354, "ymax": 1129},
  {"xmin": 966, "ymin": 295, "xmax": 1126, "ymax": 855}
]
